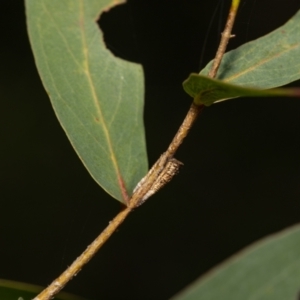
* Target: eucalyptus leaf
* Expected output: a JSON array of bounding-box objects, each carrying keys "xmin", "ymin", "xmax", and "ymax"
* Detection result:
[
  {"xmin": 0, "ymin": 279, "xmax": 87, "ymax": 300},
  {"xmin": 171, "ymin": 224, "xmax": 300, "ymax": 300},
  {"xmin": 26, "ymin": 0, "xmax": 148, "ymax": 203},
  {"xmin": 200, "ymin": 9, "xmax": 300, "ymax": 88},
  {"xmin": 183, "ymin": 74, "xmax": 300, "ymax": 106}
]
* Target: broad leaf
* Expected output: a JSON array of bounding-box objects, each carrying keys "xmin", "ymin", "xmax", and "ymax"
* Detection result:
[
  {"xmin": 171, "ymin": 224, "xmax": 300, "ymax": 300},
  {"xmin": 0, "ymin": 278, "xmax": 87, "ymax": 300},
  {"xmin": 26, "ymin": 0, "xmax": 148, "ymax": 203},
  {"xmin": 200, "ymin": 9, "xmax": 300, "ymax": 88},
  {"xmin": 183, "ymin": 74, "xmax": 300, "ymax": 106}
]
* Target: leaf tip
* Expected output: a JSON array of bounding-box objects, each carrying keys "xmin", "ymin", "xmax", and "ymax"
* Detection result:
[{"xmin": 103, "ymin": 0, "xmax": 127, "ymax": 13}]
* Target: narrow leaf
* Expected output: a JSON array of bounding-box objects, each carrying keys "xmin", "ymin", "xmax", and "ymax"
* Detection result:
[
  {"xmin": 26, "ymin": 0, "xmax": 148, "ymax": 203},
  {"xmin": 0, "ymin": 278, "xmax": 87, "ymax": 300},
  {"xmin": 200, "ymin": 9, "xmax": 300, "ymax": 88},
  {"xmin": 183, "ymin": 74, "xmax": 300, "ymax": 106},
  {"xmin": 171, "ymin": 224, "xmax": 300, "ymax": 300}
]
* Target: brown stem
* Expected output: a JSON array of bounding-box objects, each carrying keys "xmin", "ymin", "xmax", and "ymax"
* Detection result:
[
  {"xmin": 167, "ymin": 103, "xmax": 204, "ymax": 157},
  {"xmin": 128, "ymin": 103, "xmax": 204, "ymax": 208},
  {"xmin": 33, "ymin": 1, "xmax": 240, "ymax": 299},
  {"xmin": 208, "ymin": 1, "xmax": 240, "ymax": 79},
  {"xmin": 33, "ymin": 207, "xmax": 132, "ymax": 300}
]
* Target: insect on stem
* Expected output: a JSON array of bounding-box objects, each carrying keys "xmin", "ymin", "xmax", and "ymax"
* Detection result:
[{"xmin": 134, "ymin": 158, "xmax": 183, "ymax": 206}]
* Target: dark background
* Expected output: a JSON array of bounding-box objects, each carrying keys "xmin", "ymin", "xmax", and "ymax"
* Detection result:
[{"xmin": 1, "ymin": 0, "xmax": 300, "ymax": 299}]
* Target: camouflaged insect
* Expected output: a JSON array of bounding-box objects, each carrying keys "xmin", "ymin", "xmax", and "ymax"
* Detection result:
[{"xmin": 134, "ymin": 158, "xmax": 183, "ymax": 205}]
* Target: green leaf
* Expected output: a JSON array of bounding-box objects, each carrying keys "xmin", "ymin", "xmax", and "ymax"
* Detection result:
[
  {"xmin": 0, "ymin": 278, "xmax": 87, "ymax": 300},
  {"xmin": 183, "ymin": 74, "xmax": 300, "ymax": 106},
  {"xmin": 171, "ymin": 224, "xmax": 300, "ymax": 300},
  {"xmin": 200, "ymin": 9, "xmax": 300, "ymax": 88},
  {"xmin": 26, "ymin": 0, "xmax": 148, "ymax": 203},
  {"xmin": 183, "ymin": 9, "xmax": 300, "ymax": 106}
]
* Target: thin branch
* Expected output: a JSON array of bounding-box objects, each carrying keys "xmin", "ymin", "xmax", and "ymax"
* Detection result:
[
  {"xmin": 208, "ymin": 0, "xmax": 240, "ymax": 78},
  {"xmin": 33, "ymin": 1, "xmax": 240, "ymax": 299},
  {"xmin": 33, "ymin": 207, "xmax": 132, "ymax": 300}
]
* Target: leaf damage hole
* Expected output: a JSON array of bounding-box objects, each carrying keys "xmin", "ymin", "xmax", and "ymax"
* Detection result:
[{"xmin": 98, "ymin": 3, "xmax": 141, "ymax": 64}]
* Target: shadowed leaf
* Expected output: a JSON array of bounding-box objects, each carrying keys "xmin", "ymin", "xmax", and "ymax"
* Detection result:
[
  {"xmin": 0, "ymin": 278, "xmax": 87, "ymax": 300},
  {"xmin": 183, "ymin": 74, "xmax": 300, "ymax": 106},
  {"xmin": 171, "ymin": 225, "xmax": 300, "ymax": 300}
]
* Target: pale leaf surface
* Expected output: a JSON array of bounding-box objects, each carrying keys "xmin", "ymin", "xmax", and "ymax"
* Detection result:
[{"xmin": 26, "ymin": 0, "xmax": 148, "ymax": 202}]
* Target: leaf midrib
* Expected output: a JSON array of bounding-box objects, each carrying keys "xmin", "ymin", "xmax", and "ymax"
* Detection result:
[
  {"xmin": 39, "ymin": 0, "xmax": 126, "ymax": 201},
  {"xmin": 79, "ymin": 0, "xmax": 126, "ymax": 200}
]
